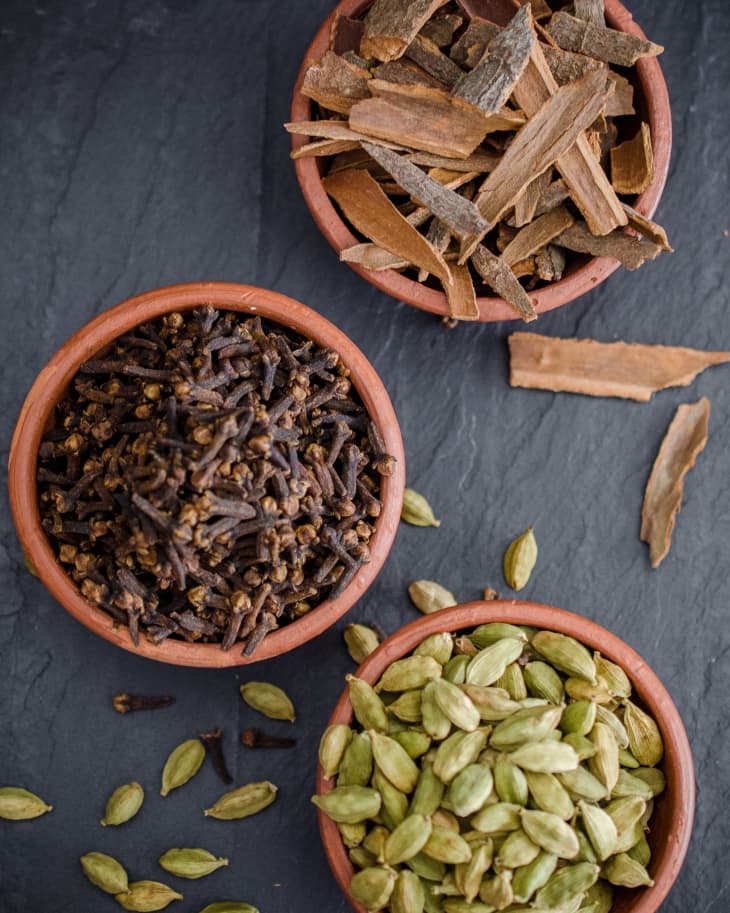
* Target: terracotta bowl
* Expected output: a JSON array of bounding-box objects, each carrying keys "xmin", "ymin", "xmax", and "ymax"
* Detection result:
[
  {"xmin": 291, "ymin": 0, "xmax": 672, "ymax": 322},
  {"xmin": 317, "ymin": 600, "xmax": 694, "ymax": 913},
  {"xmin": 8, "ymin": 282, "xmax": 406, "ymax": 668}
]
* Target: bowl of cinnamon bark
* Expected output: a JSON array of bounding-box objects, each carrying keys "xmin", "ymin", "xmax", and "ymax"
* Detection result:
[
  {"xmin": 289, "ymin": 0, "xmax": 672, "ymax": 324},
  {"xmin": 9, "ymin": 282, "xmax": 405, "ymax": 667}
]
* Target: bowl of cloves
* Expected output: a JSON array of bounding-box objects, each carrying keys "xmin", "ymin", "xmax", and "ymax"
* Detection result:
[
  {"xmin": 8, "ymin": 282, "xmax": 405, "ymax": 667},
  {"xmin": 314, "ymin": 600, "xmax": 694, "ymax": 913},
  {"xmin": 289, "ymin": 0, "xmax": 672, "ymax": 323}
]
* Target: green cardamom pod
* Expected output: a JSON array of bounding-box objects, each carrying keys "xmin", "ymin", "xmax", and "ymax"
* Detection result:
[
  {"xmin": 388, "ymin": 690, "xmax": 424, "ymax": 724},
  {"xmin": 563, "ymin": 732, "xmax": 597, "ymax": 761},
  {"xmin": 512, "ymin": 850, "xmax": 558, "ymax": 903},
  {"xmin": 158, "ymin": 848, "xmax": 229, "ymax": 879},
  {"xmin": 101, "ymin": 782, "xmax": 144, "ymax": 826},
  {"xmin": 454, "ymin": 839, "xmax": 493, "ymax": 902},
  {"xmin": 490, "ymin": 704, "xmax": 564, "ymax": 750},
  {"xmin": 347, "ymin": 675, "xmax": 389, "ymax": 733},
  {"xmin": 632, "ymin": 766, "xmax": 666, "ymax": 796},
  {"xmin": 521, "ymin": 808, "xmax": 580, "ymax": 859},
  {"xmin": 80, "ymin": 851, "xmax": 129, "ymax": 895},
  {"xmin": 240, "ymin": 682, "xmax": 295, "ymax": 722},
  {"xmin": 344, "ymin": 624, "xmax": 381, "ymax": 665},
  {"xmin": 532, "ymin": 631, "xmax": 597, "ymax": 683},
  {"xmin": 115, "ymin": 880, "xmax": 183, "ymax": 912},
  {"xmin": 503, "ymin": 527, "xmax": 538, "ymax": 591},
  {"xmin": 362, "ymin": 824, "xmax": 389, "ymax": 862},
  {"xmin": 623, "ymin": 700, "xmax": 664, "ymax": 767},
  {"xmin": 197, "ymin": 905, "xmax": 259, "ymax": 913},
  {"xmin": 433, "ymin": 729, "xmax": 487, "ymax": 784},
  {"xmin": 564, "ymin": 677, "xmax": 614, "ymax": 703},
  {"xmin": 469, "ymin": 622, "xmax": 527, "ymax": 649},
  {"xmin": 408, "ymin": 763, "xmax": 444, "ymax": 817},
  {"xmin": 407, "ymin": 580, "xmax": 456, "ymax": 615},
  {"xmin": 507, "ymin": 741, "xmax": 579, "ymax": 774},
  {"xmin": 494, "ymin": 759, "xmax": 528, "ymax": 806},
  {"xmin": 478, "ymin": 870, "xmax": 513, "ymax": 908},
  {"xmin": 349, "ymin": 866, "xmax": 398, "ymax": 912},
  {"xmin": 594, "ymin": 652, "xmax": 632, "ymax": 699},
  {"xmin": 534, "ymin": 861, "xmax": 600, "ymax": 908},
  {"xmin": 390, "ymin": 869, "xmax": 425, "ymax": 913},
  {"xmin": 627, "ymin": 831, "xmax": 652, "ymax": 866},
  {"xmin": 584, "ymin": 880, "xmax": 614, "ymax": 913},
  {"xmin": 494, "ymin": 662, "xmax": 528, "ymax": 701},
  {"xmin": 588, "ymin": 722, "xmax": 620, "ymax": 794},
  {"xmin": 311, "ymin": 785, "xmax": 381, "ymax": 824},
  {"xmin": 495, "ymin": 827, "xmax": 540, "ymax": 869},
  {"xmin": 339, "ymin": 820, "xmax": 367, "ymax": 848},
  {"xmin": 376, "ymin": 656, "xmax": 442, "ymax": 693},
  {"xmin": 350, "ymin": 845, "xmax": 376, "ymax": 869},
  {"xmin": 610, "ymin": 769, "xmax": 654, "ymax": 800},
  {"xmin": 414, "ymin": 632, "xmax": 454, "ymax": 666},
  {"xmin": 384, "ymin": 814, "xmax": 433, "ymax": 865},
  {"xmin": 160, "ymin": 739, "xmax": 205, "ymax": 797},
  {"xmin": 470, "ymin": 801, "xmax": 522, "ymax": 834},
  {"xmin": 442, "ymin": 654, "xmax": 470, "ymax": 684},
  {"xmin": 432, "ymin": 679, "xmax": 480, "ymax": 732},
  {"xmin": 578, "ymin": 800, "xmax": 618, "ymax": 861},
  {"xmin": 401, "ymin": 488, "xmax": 440, "ymax": 527},
  {"xmin": 466, "ymin": 638, "xmax": 524, "ymax": 687},
  {"xmin": 560, "ymin": 700, "xmax": 597, "ymax": 736},
  {"xmin": 460, "ymin": 684, "xmax": 520, "ymax": 721},
  {"xmin": 422, "ymin": 826, "xmax": 473, "ymax": 864},
  {"xmin": 445, "ymin": 763, "xmax": 494, "ymax": 818},
  {"xmin": 444, "ymin": 901, "xmax": 496, "ymax": 913},
  {"xmin": 373, "ymin": 768, "xmax": 408, "ymax": 830},
  {"xmin": 370, "ymin": 730, "xmax": 420, "ymax": 793},
  {"xmin": 595, "ymin": 703, "xmax": 630, "ymax": 749},
  {"xmin": 421, "ymin": 681, "xmax": 452, "ymax": 740},
  {"xmin": 318, "ymin": 724, "xmax": 352, "ymax": 779},
  {"xmin": 392, "ymin": 730, "xmax": 431, "ymax": 760},
  {"xmin": 338, "ymin": 732, "xmax": 373, "ymax": 788},
  {"xmin": 204, "ymin": 781, "xmax": 278, "ymax": 820},
  {"xmin": 524, "ymin": 661, "xmax": 565, "ymax": 705},
  {"xmin": 406, "ymin": 852, "xmax": 446, "ymax": 883},
  {"xmin": 557, "ymin": 766, "xmax": 608, "ymax": 802},
  {"xmin": 602, "ymin": 852, "xmax": 654, "ymax": 887},
  {"xmin": 0, "ymin": 786, "xmax": 52, "ymax": 820},
  {"xmin": 524, "ymin": 771, "xmax": 574, "ymax": 820}
]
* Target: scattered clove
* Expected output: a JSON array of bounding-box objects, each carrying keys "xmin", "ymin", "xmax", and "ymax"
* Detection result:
[
  {"xmin": 112, "ymin": 693, "xmax": 175, "ymax": 714},
  {"xmin": 199, "ymin": 728, "xmax": 233, "ymax": 784},
  {"xmin": 241, "ymin": 729, "xmax": 297, "ymax": 750}
]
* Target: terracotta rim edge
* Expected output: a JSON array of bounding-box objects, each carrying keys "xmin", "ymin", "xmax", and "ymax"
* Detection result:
[
  {"xmin": 8, "ymin": 282, "xmax": 406, "ymax": 667},
  {"xmin": 316, "ymin": 601, "xmax": 695, "ymax": 913},
  {"xmin": 290, "ymin": 0, "xmax": 672, "ymax": 322}
]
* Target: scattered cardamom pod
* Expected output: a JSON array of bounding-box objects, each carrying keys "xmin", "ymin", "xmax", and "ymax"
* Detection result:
[
  {"xmin": 401, "ymin": 488, "xmax": 440, "ymax": 527},
  {"xmin": 0, "ymin": 786, "xmax": 52, "ymax": 820},
  {"xmin": 101, "ymin": 782, "xmax": 144, "ymax": 826},
  {"xmin": 240, "ymin": 682, "xmax": 295, "ymax": 722},
  {"xmin": 350, "ymin": 865, "xmax": 398, "ymax": 912},
  {"xmin": 160, "ymin": 739, "xmax": 205, "ymax": 797},
  {"xmin": 319, "ymin": 724, "xmax": 353, "ymax": 779},
  {"xmin": 80, "ymin": 851, "xmax": 129, "ymax": 895},
  {"xmin": 197, "ymin": 905, "xmax": 259, "ymax": 913},
  {"xmin": 503, "ymin": 527, "xmax": 538, "ymax": 591},
  {"xmin": 407, "ymin": 579, "xmax": 456, "ymax": 614},
  {"xmin": 115, "ymin": 880, "xmax": 183, "ymax": 911},
  {"xmin": 158, "ymin": 848, "xmax": 229, "ymax": 879},
  {"xmin": 204, "ymin": 781, "xmax": 278, "ymax": 820},
  {"xmin": 344, "ymin": 623, "xmax": 381, "ymax": 665}
]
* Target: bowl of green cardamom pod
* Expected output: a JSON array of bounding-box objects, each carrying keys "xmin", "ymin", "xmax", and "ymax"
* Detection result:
[{"xmin": 313, "ymin": 601, "xmax": 694, "ymax": 913}]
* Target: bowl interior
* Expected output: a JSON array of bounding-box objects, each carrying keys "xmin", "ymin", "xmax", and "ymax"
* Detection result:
[
  {"xmin": 317, "ymin": 601, "xmax": 694, "ymax": 913},
  {"xmin": 9, "ymin": 282, "xmax": 405, "ymax": 667},
  {"xmin": 291, "ymin": 0, "xmax": 671, "ymax": 321}
]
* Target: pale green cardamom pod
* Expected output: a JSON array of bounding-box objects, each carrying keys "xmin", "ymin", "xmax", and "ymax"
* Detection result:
[
  {"xmin": 604, "ymin": 796, "xmax": 647, "ymax": 836},
  {"xmin": 632, "ymin": 766, "xmax": 666, "ymax": 796},
  {"xmin": 619, "ymin": 747, "xmax": 639, "ymax": 768},
  {"xmin": 80, "ymin": 851, "xmax": 129, "ymax": 895},
  {"xmin": 469, "ymin": 622, "xmax": 527, "ymax": 649},
  {"xmin": 589, "ymin": 722, "xmax": 620, "ymax": 794},
  {"xmin": 390, "ymin": 869, "xmax": 425, "ymax": 913},
  {"xmin": 414, "ymin": 632, "xmax": 454, "ymax": 666},
  {"xmin": 158, "ymin": 848, "xmax": 229, "ymax": 879},
  {"xmin": 495, "ymin": 828, "xmax": 541, "ymax": 869},
  {"xmin": 370, "ymin": 731, "xmax": 420, "ymax": 793},
  {"xmin": 512, "ymin": 850, "xmax": 558, "ymax": 903},
  {"xmin": 338, "ymin": 732, "xmax": 373, "ymax": 788},
  {"xmin": 521, "ymin": 808, "xmax": 580, "ymax": 859},
  {"xmin": 503, "ymin": 527, "xmax": 538, "ymax": 591},
  {"xmin": 197, "ymin": 905, "xmax": 259, "ymax": 913},
  {"xmin": 532, "ymin": 631, "xmax": 597, "ymax": 683},
  {"xmin": 524, "ymin": 771, "xmax": 574, "ymax": 820},
  {"xmin": 407, "ymin": 580, "xmax": 456, "ymax": 615},
  {"xmin": 421, "ymin": 681, "xmax": 452, "ymax": 740},
  {"xmin": 595, "ymin": 703, "xmax": 630, "ymax": 749},
  {"xmin": 594, "ymin": 653, "xmax": 632, "ymax": 699},
  {"xmin": 507, "ymin": 741, "xmax": 579, "ymax": 774},
  {"xmin": 388, "ymin": 690, "xmax": 424, "ymax": 724},
  {"xmin": 584, "ymin": 879, "xmax": 614, "ymax": 913},
  {"xmin": 611, "ymin": 769, "xmax": 654, "ymax": 800},
  {"xmin": 240, "ymin": 682, "xmax": 295, "ymax": 722},
  {"xmin": 578, "ymin": 800, "xmax": 618, "ymax": 861},
  {"xmin": 490, "ymin": 704, "xmax": 564, "ymax": 750},
  {"xmin": 347, "ymin": 675, "xmax": 389, "ymax": 733},
  {"xmin": 470, "ymin": 802, "xmax": 522, "ymax": 834},
  {"xmin": 409, "ymin": 763, "xmax": 444, "ymax": 817},
  {"xmin": 564, "ymin": 678, "xmax": 614, "ymax": 703},
  {"xmin": 349, "ymin": 866, "xmax": 397, "ymax": 912},
  {"xmin": 422, "ymin": 826, "xmax": 473, "ymax": 864},
  {"xmin": 339, "ymin": 821, "xmax": 367, "ymax": 848},
  {"xmin": 534, "ymin": 862, "xmax": 600, "ymax": 908},
  {"xmin": 479, "ymin": 870, "xmax": 513, "ymax": 908},
  {"xmin": 349, "ymin": 846, "xmax": 376, "ymax": 869},
  {"xmin": 392, "ymin": 730, "xmax": 431, "ymax": 760},
  {"xmin": 623, "ymin": 700, "xmax": 664, "ymax": 767},
  {"xmin": 560, "ymin": 700, "xmax": 597, "ymax": 736},
  {"xmin": 160, "ymin": 739, "xmax": 205, "ymax": 797},
  {"xmin": 466, "ymin": 638, "xmax": 524, "ymax": 686},
  {"xmin": 362, "ymin": 824, "xmax": 389, "ymax": 862},
  {"xmin": 445, "ymin": 763, "xmax": 494, "ymax": 818},
  {"xmin": 460, "ymin": 684, "xmax": 521, "ymax": 721},
  {"xmin": 376, "ymin": 656, "xmax": 442, "ymax": 693},
  {"xmin": 115, "ymin": 880, "xmax": 183, "ymax": 912},
  {"xmin": 406, "ymin": 852, "xmax": 446, "ymax": 883},
  {"xmin": 494, "ymin": 759, "xmax": 528, "ymax": 806},
  {"xmin": 311, "ymin": 785, "xmax": 381, "ymax": 824},
  {"xmin": 524, "ymin": 661, "xmax": 565, "ymax": 705},
  {"xmin": 204, "ymin": 781, "xmax": 278, "ymax": 820},
  {"xmin": 602, "ymin": 853, "xmax": 654, "ymax": 887},
  {"xmin": 455, "ymin": 839, "xmax": 493, "ymax": 902},
  {"xmin": 432, "ymin": 679, "xmax": 480, "ymax": 732},
  {"xmin": 401, "ymin": 488, "xmax": 440, "ymax": 527},
  {"xmin": 494, "ymin": 661, "xmax": 528, "ymax": 701},
  {"xmin": 318, "ymin": 724, "xmax": 353, "ymax": 779},
  {"xmin": 344, "ymin": 624, "xmax": 381, "ymax": 665},
  {"xmin": 563, "ymin": 732, "xmax": 597, "ymax": 761},
  {"xmin": 373, "ymin": 768, "xmax": 408, "ymax": 830},
  {"xmin": 0, "ymin": 786, "xmax": 52, "ymax": 820},
  {"xmin": 384, "ymin": 814, "xmax": 433, "ymax": 865},
  {"xmin": 101, "ymin": 782, "xmax": 144, "ymax": 826},
  {"xmin": 444, "ymin": 901, "xmax": 496, "ymax": 913},
  {"xmin": 627, "ymin": 831, "xmax": 652, "ymax": 866},
  {"xmin": 557, "ymin": 766, "xmax": 608, "ymax": 802},
  {"xmin": 433, "ymin": 729, "xmax": 487, "ymax": 784},
  {"xmin": 443, "ymin": 654, "xmax": 470, "ymax": 685}
]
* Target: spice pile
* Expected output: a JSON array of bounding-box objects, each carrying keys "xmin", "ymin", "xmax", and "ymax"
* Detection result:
[
  {"xmin": 316, "ymin": 623, "xmax": 665, "ymax": 913},
  {"xmin": 37, "ymin": 306, "xmax": 395, "ymax": 655},
  {"xmin": 289, "ymin": 0, "xmax": 670, "ymax": 321}
]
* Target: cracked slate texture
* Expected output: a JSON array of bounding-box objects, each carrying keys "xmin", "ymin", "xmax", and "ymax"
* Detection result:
[{"xmin": 0, "ymin": 0, "xmax": 728, "ymax": 910}]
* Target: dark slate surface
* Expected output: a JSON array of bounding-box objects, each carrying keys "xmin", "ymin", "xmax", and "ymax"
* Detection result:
[{"xmin": 0, "ymin": 1, "xmax": 728, "ymax": 911}]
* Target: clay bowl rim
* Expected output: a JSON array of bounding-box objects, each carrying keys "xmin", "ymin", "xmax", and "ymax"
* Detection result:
[
  {"xmin": 316, "ymin": 600, "xmax": 695, "ymax": 913},
  {"xmin": 290, "ymin": 0, "xmax": 672, "ymax": 322},
  {"xmin": 8, "ymin": 281, "xmax": 406, "ymax": 668}
]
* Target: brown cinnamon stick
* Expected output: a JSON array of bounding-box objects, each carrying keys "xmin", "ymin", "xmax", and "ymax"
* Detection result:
[
  {"xmin": 472, "ymin": 244, "xmax": 537, "ymax": 321},
  {"xmin": 546, "ymin": 11, "xmax": 663, "ymax": 67},
  {"xmin": 340, "ymin": 244, "xmax": 411, "ymax": 271},
  {"xmin": 447, "ymin": 262, "xmax": 479, "ymax": 320},
  {"xmin": 509, "ymin": 334, "xmax": 730, "ymax": 401},
  {"xmin": 300, "ymin": 51, "xmax": 372, "ymax": 115},
  {"xmin": 405, "ymin": 33, "xmax": 465, "ymax": 87},
  {"xmin": 361, "ymin": 0, "xmax": 451, "ymax": 62},
  {"xmin": 610, "ymin": 123, "xmax": 654, "ymax": 195},
  {"xmin": 574, "ymin": 0, "xmax": 606, "ymax": 28},
  {"xmin": 501, "ymin": 206, "xmax": 574, "ymax": 266},
  {"xmin": 622, "ymin": 203, "xmax": 673, "ymax": 252},
  {"xmin": 420, "ymin": 12, "xmax": 464, "ymax": 47},
  {"xmin": 641, "ymin": 398, "xmax": 710, "ymax": 568},
  {"xmin": 554, "ymin": 221, "xmax": 661, "ymax": 270}
]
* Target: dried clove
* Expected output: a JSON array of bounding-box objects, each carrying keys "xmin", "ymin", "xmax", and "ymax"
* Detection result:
[
  {"xmin": 112, "ymin": 693, "xmax": 175, "ymax": 714},
  {"xmin": 241, "ymin": 729, "xmax": 297, "ymax": 750},
  {"xmin": 199, "ymin": 728, "xmax": 233, "ymax": 784}
]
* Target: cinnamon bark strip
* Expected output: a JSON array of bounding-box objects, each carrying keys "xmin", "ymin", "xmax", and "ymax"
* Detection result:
[
  {"xmin": 533, "ymin": 179, "xmax": 570, "ymax": 217},
  {"xmin": 349, "ymin": 81, "xmax": 499, "ymax": 158},
  {"xmin": 290, "ymin": 138, "xmax": 361, "ymax": 159},
  {"xmin": 420, "ymin": 13, "xmax": 463, "ymax": 47},
  {"xmin": 362, "ymin": 143, "xmax": 491, "ymax": 239},
  {"xmin": 501, "ymin": 206, "xmax": 575, "ymax": 267},
  {"xmin": 405, "ymin": 34, "xmax": 465, "ymax": 88},
  {"xmin": 606, "ymin": 71, "xmax": 634, "ymax": 117},
  {"xmin": 341, "ymin": 244, "xmax": 411, "ymax": 271},
  {"xmin": 574, "ymin": 0, "xmax": 606, "ymax": 28},
  {"xmin": 452, "ymin": 6, "xmax": 535, "ymax": 114},
  {"xmin": 361, "ymin": 0, "xmax": 451, "ymax": 62},
  {"xmin": 406, "ymin": 150, "xmax": 499, "ymax": 172},
  {"xmin": 512, "ymin": 170, "xmax": 552, "ymax": 226},
  {"xmin": 622, "ymin": 203, "xmax": 673, "ymax": 252},
  {"xmin": 611, "ymin": 123, "xmax": 654, "ymax": 194},
  {"xmin": 512, "ymin": 35, "xmax": 626, "ymax": 237},
  {"xmin": 300, "ymin": 51, "xmax": 372, "ymax": 116},
  {"xmin": 372, "ymin": 59, "xmax": 446, "ymax": 88},
  {"xmin": 446, "ymin": 262, "xmax": 479, "ymax": 319},
  {"xmin": 286, "ymin": 120, "xmax": 406, "ymax": 151},
  {"xmin": 472, "ymin": 244, "xmax": 537, "ymax": 321},
  {"xmin": 535, "ymin": 244, "xmax": 566, "ymax": 281},
  {"xmin": 461, "ymin": 67, "xmax": 613, "ymax": 259},
  {"xmin": 450, "ymin": 19, "xmax": 501, "ymax": 66},
  {"xmin": 546, "ymin": 12, "xmax": 663, "ymax": 67},
  {"xmin": 641, "ymin": 398, "xmax": 710, "ymax": 568},
  {"xmin": 418, "ymin": 217, "xmax": 451, "ymax": 281},
  {"xmin": 330, "ymin": 13, "xmax": 366, "ymax": 55},
  {"xmin": 554, "ymin": 221, "xmax": 661, "ymax": 270},
  {"xmin": 508, "ymin": 335, "xmax": 730, "ymax": 401}
]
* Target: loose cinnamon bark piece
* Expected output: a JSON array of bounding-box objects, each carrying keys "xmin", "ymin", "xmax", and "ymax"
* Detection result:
[
  {"xmin": 407, "ymin": 150, "xmax": 500, "ymax": 172},
  {"xmin": 611, "ymin": 123, "xmax": 654, "ymax": 194},
  {"xmin": 542, "ymin": 44, "xmax": 605, "ymax": 85},
  {"xmin": 546, "ymin": 12, "xmax": 663, "ymax": 67},
  {"xmin": 301, "ymin": 51, "xmax": 372, "ymax": 115},
  {"xmin": 341, "ymin": 244, "xmax": 411, "ymax": 271},
  {"xmin": 286, "ymin": 120, "xmax": 407, "ymax": 151},
  {"xmin": 451, "ymin": 19, "xmax": 501, "ymax": 66},
  {"xmin": 349, "ymin": 81, "xmax": 498, "ymax": 158},
  {"xmin": 405, "ymin": 34, "xmax": 465, "ymax": 88},
  {"xmin": 472, "ymin": 244, "xmax": 537, "ymax": 321},
  {"xmin": 361, "ymin": 0, "xmax": 451, "ymax": 62},
  {"xmin": 290, "ymin": 138, "xmax": 361, "ymax": 159},
  {"xmin": 461, "ymin": 67, "xmax": 613, "ymax": 258},
  {"xmin": 373, "ymin": 59, "xmax": 445, "ymax": 87},
  {"xmin": 323, "ymin": 167, "xmax": 453, "ymax": 285},
  {"xmin": 574, "ymin": 0, "xmax": 606, "ymax": 28},
  {"xmin": 555, "ymin": 221, "xmax": 661, "ymax": 270},
  {"xmin": 641, "ymin": 398, "xmax": 710, "ymax": 569},
  {"xmin": 513, "ymin": 35, "xmax": 626, "ymax": 236},
  {"xmin": 606, "ymin": 71, "xmax": 635, "ymax": 117},
  {"xmin": 420, "ymin": 12, "xmax": 464, "ymax": 47},
  {"xmin": 331, "ymin": 13, "xmax": 366, "ymax": 55},
  {"xmin": 452, "ymin": 6, "xmax": 535, "ymax": 114},
  {"xmin": 512, "ymin": 169, "xmax": 552, "ymax": 226},
  {"xmin": 533, "ymin": 178, "xmax": 571, "ymax": 217},
  {"xmin": 501, "ymin": 206, "xmax": 575, "ymax": 266},
  {"xmin": 446, "ymin": 262, "xmax": 479, "ymax": 319},
  {"xmin": 362, "ymin": 143, "xmax": 491, "ymax": 238},
  {"xmin": 508, "ymin": 335, "xmax": 730, "ymax": 401},
  {"xmin": 418, "ymin": 217, "xmax": 452, "ymax": 281},
  {"xmin": 622, "ymin": 203, "xmax": 673, "ymax": 252}
]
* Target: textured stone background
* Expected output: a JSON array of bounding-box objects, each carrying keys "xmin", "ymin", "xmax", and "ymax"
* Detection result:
[{"xmin": 0, "ymin": 1, "xmax": 728, "ymax": 911}]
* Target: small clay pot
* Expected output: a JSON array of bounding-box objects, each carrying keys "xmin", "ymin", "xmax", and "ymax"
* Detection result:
[
  {"xmin": 317, "ymin": 601, "xmax": 694, "ymax": 913},
  {"xmin": 8, "ymin": 282, "xmax": 406, "ymax": 668},
  {"xmin": 291, "ymin": 0, "xmax": 672, "ymax": 322}
]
